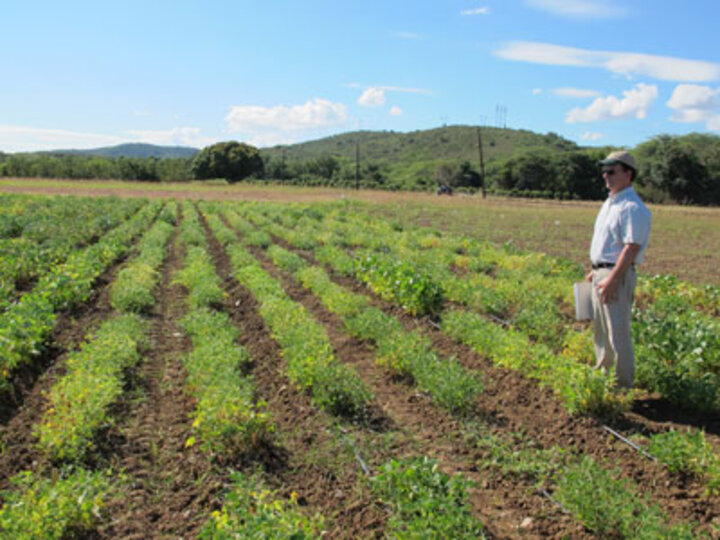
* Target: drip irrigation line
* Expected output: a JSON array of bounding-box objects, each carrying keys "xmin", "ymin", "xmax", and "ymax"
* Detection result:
[
  {"xmin": 488, "ymin": 313, "xmax": 511, "ymax": 327},
  {"xmin": 539, "ymin": 489, "xmax": 570, "ymax": 515},
  {"xmin": 425, "ymin": 317, "xmax": 442, "ymax": 330},
  {"xmin": 602, "ymin": 425, "xmax": 657, "ymax": 462},
  {"xmin": 337, "ymin": 429, "xmax": 371, "ymax": 476}
]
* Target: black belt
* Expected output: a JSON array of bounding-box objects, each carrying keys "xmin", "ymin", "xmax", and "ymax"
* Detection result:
[{"xmin": 592, "ymin": 262, "xmax": 615, "ymax": 269}]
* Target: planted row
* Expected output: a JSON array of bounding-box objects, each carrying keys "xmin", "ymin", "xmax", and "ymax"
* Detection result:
[
  {"xmin": 442, "ymin": 308, "xmax": 628, "ymax": 416},
  {"xmin": 201, "ymin": 209, "xmax": 373, "ymax": 418},
  {"xmin": 267, "ymin": 243, "xmax": 481, "ymax": 416},
  {"xmin": 0, "ymin": 200, "xmax": 160, "ymax": 391},
  {"xmin": 0, "ymin": 468, "xmax": 111, "ymax": 539},
  {"xmin": 110, "ymin": 203, "xmax": 176, "ymax": 313},
  {"xmin": 0, "ymin": 195, "xmax": 145, "ymax": 310},
  {"xmin": 33, "ymin": 313, "xmax": 148, "ymax": 460},
  {"xmin": 200, "ymin": 471, "xmax": 324, "ymax": 538},
  {"xmin": 371, "ymin": 457, "xmax": 486, "ymax": 538},
  {"xmin": 176, "ymin": 202, "xmax": 272, "ymax": 457}
]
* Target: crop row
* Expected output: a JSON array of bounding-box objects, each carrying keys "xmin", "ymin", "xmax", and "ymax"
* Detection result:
[
  {"xmin": 110, "ymin": 203, "xmax": 177, "ymax": 313},
  {"xmin": 175, "ymin": 202, "xmax": 273, "ymax": 457},
  {"xmin": 0, "ymin": 195, "xmax": 146, "ymax": 310},
  {"xmin": 200, "ymin": 203, "xmax": 373, "ymax": 418},
  {"xmin": 0, "ymin": 200, "xmax": 161, "ymax": 392},
  {"xmin": 33, "ymin": 313, "xmax": 148, "ymax": 460}
]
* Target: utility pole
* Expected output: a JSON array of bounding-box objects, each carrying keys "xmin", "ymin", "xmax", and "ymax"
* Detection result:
[{"xmin": 476, "ymin": 126, "xmax": 487, "ymax": 199}]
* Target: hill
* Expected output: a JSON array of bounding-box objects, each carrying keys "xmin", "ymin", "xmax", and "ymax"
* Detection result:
[
  {"xmin": 44, "ymin": 143, "xmax": 199, "ymax": 159},
  {"xmin": 260, "ymin": 125, "xmax": 579, "ymax": 165}
]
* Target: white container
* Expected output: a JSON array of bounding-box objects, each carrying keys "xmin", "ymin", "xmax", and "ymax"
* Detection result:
[{"xmin": 574, "ymin": 281, "xmax": 594, "ymax": 321}]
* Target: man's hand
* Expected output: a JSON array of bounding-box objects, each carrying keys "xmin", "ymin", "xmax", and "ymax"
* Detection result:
[{"xmin": 596, "ymin": 275, "xmax": 620, "ymax": 303}]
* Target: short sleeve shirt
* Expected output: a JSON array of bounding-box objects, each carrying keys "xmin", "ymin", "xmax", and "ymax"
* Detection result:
[{"xmin": 590, "ymin": 186, "xmax": 651, "ymax": 265}]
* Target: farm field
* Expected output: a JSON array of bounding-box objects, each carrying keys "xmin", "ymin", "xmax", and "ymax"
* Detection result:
[
  {"xmin": 3, "ymin": 177, "xmax": 720, "ymax": 286},
  {"xmin": 1, "ymin": 189, "xmax": 719, "ymax": 538}
]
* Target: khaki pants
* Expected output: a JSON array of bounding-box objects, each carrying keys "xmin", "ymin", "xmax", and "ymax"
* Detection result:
[{"xmin": 591, "ymin": 267, "xmax": 636, "ymax": 389}]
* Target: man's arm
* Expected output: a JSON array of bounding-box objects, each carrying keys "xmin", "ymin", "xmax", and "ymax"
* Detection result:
[{"xmin": 596, "ymin": 243, "xmax": 641, "ymax": 303}]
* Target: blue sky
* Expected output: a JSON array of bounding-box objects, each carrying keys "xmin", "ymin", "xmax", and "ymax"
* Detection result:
[{"xmin": 2, "ymin": 0, "xmax": 719, "ymax": 153}]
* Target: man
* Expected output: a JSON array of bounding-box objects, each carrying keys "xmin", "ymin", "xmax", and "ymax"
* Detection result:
[{"xmin": 587, "ymin": 150, "xmax": 651, "ymax": 389}]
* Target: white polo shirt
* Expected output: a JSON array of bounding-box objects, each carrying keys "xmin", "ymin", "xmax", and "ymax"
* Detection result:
[{"xmin": 590, "ymin": 186, "xmax": 651, "ymax": 265}]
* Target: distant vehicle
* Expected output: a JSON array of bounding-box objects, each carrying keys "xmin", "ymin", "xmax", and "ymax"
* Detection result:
[{"xmin": 436, "ymin": 184, "xmax": 453, "ymax": 196}]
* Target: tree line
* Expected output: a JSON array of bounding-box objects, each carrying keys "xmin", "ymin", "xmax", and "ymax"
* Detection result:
[{"xmin": 2, "ymin": 134, "xmax": 719, "ymax": 205}]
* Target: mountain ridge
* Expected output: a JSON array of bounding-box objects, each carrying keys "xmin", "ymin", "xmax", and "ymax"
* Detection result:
[{"xmin": 38, "ymin": 142, "xmax": 199, "ymax": 159}]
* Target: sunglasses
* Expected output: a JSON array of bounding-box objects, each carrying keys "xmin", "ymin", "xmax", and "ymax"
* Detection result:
[{"xmin": 602, "ymin": 168, "xmax": 617, "ymax": 176}]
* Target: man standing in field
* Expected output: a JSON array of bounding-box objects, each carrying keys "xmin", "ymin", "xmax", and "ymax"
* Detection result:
[{"xmin": 587, "ymin": 150, "xmax": 651, "ymax": 389}]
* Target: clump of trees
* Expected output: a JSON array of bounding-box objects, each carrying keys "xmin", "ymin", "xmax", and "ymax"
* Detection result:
[
  {"xmin": 0, "ymin": 153, "xmax": 192, "ymax": 181},
  {"xmin": 190, "ymin": 141, "xmax": 263, "ymax": 182},
  {"xmin": 487, "ymin": 148, "xmax": 610, "ymax": 200},
  {"xmin": 635, "ymin": 134, "xmax": 720, "ymax": 205}
]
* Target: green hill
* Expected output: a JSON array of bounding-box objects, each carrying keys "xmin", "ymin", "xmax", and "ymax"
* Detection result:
[
  {"xmin": 260, "ymin": 125, "xmax": 578, "ymax": 165},
  {"xmin": 45, "ymin": 143, "xmax": 199, "ymax": 159}
]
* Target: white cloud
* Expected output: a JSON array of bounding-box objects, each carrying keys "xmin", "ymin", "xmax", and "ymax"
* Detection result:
[
  {"xmin": 224, "ymin": 98, "xmax": 349, "ymax": 147},
  {"xmin": 358, "ymin": 87, "xmax": 387, "ymax": 107},
  {"xmin": 496, "ymin": 41, "xmax": 720, "ymax": 82},
  {"xmin": 580, "ymin": 131, "xmax": 604, "ymax": 141},
  {"xmin": 553, "ymin": 87, "xmax": 602, "ymax": 98},
  {"xmin": 532, "ymin": 88, "xmax": 543, "ymax": 95},
  {"xmin": 226, "ymin": 98, "xmax": 347, "ymax": 133},
  {"xmin": 127, "ymin": 127, "xmax": 215, "ymax": 148},
  {"xmin": 566, "ymin": 83, "xmax": 658, "ymax": 123},
  {"xmin": 389, "ymin": 106, "xmax": 403, "ymax": 116},
  {"xmin": 666, "ymin": 84, "xmax": 720, "ymax": 130},
  {"xmin": 461, "ymin": 7, "xmax": 490, "ymax": 15},
  {"xmin": 0, "ymin": 125, "xmax": 125, "ymax": 153},
  {"xmin": 525, "ymin": 0, "xmax": 627, "ymax": 18},
  {"xmin": 354, "ymin": 84, "xmax": 432, "ymax": 108}
]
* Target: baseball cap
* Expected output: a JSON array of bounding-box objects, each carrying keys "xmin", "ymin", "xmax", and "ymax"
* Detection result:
[{"xmin": 598, "ymin": 150, "xmax": 636, "ymax": 171}]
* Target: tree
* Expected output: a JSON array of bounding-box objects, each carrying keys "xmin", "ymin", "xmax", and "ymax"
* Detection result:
[
  {"xmin": 191, "ymin": 141, "xmax": 264, "ymax": 183},
  {"xmin": 638, "ymin": 135, "xmax": 711, "ymax": 204},
  {"xmin": 433, "ymin": 161, "xmax": 481, "ymax": 190},
  {"xmin": 307, "ymin": 155, "xmax": 340, "ymax": 180}
]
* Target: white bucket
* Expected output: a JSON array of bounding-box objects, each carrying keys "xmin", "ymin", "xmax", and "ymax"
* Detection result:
[{"xmin": 574, "ymin": 281, "xmax": 593, "ymax": 321}]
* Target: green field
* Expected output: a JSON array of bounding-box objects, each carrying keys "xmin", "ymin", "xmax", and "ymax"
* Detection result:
[
  {"xmin": 1, "ymin": 188, "xmax": 719, "ymax": 538},
  {"xmin": 3, "ymin": 177, "xmax": 719, "ymax": 285}
]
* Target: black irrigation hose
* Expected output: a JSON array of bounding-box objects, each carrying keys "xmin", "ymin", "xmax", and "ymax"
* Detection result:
[{"xmin": 602, "ymin": 425, "xmax": 657, "ymax": 462}]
